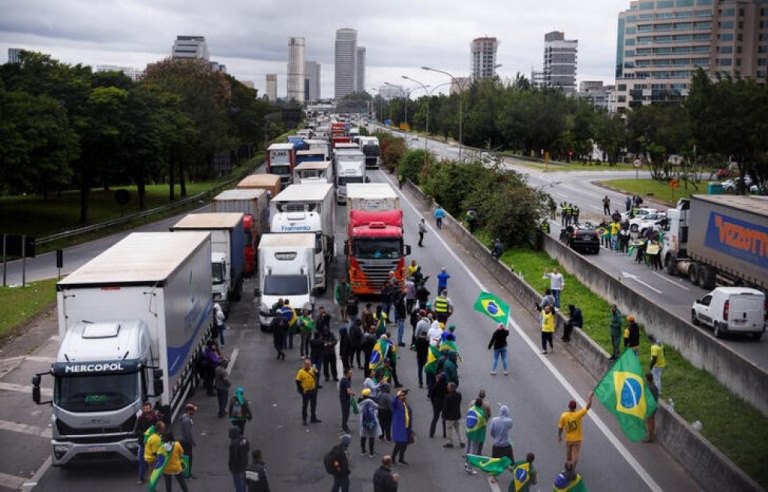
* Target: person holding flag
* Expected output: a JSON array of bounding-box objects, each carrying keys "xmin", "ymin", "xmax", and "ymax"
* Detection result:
[
  {"xmin": 464, "ymin": 452, "xmax": 537, "ymax": 492},
  {"xmin": 487, "ymin": 323, "xmax": 510, "ymax": 376},
  {"xmin": 557, "ymin": 392, "xmax": 593, "ymax": 469},
  {"xmin": 369, "ymin": 335, "xmax": 390, "ymax": 373},
  {"xmin": 594, "ymin": 348, "xmax": 658, "ymax": 442},
  {"xmin": 422, "ymin": 343, "xmax": 442, "ymax": 393},
  {"xmin": 464, "ymin": 399, "xmax": 488, "ymax": 475}
]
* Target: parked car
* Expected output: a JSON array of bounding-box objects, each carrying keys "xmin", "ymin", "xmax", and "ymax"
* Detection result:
[
  {"xmin": 629, "ymin": 211, "xmax": 667, "ymax": 235},
  {"xmin": 691, "ymin": 287, "xmax": 766, "ymax": 340},
  {"xmin": 560, "ymin": 225, "xmax": 600, "ymax": 255},
  {"xmin": 621, "ymin": 207, "xmax": 658, "ymax": 222},
  {"xmin": 722, "ymin": 176, "xmax": 753, "ymax": 192}
]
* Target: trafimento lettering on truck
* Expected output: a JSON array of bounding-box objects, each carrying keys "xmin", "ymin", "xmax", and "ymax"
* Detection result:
[{"xmin": 64, "ymin": 362, "xmax": 125, "ymax": 373}]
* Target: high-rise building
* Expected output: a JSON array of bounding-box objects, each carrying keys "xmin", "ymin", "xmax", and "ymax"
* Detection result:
[
  {"xmin": 577, "ymin": 81, "xmax": 615, "ymax": 110},
  {"xmin": 305, "ymin": 61, "xmax": 321, "ymax": 101},
  {"xmin": 287, "ymin": 37, "xmax": 306, "ymax": 102},
  {"xmin": 266, "ymin": 74, "xmax": 278, "ymax": 101},
  {"xmin": 95, "ymin": 65, "xmax": 142, "ymax": 80},
  {"xmin": 356, "ymin": 47, "xmax": 366, "ymax": 92},
  {"xmin": 531, "ymin": 68, "xmax": 546, "ymax": 88},
  {"xmin": 335, "ymin": 28, "xmax": 358, "ymax": 100},
  {"xmin": 8, "ymin": 48, "xmax": 22, "ymax": 64},
  {"xmin": 614, "ymin": 0, "xmax": 767, "ymax": 112},
  {"xmin": 543, "ymin": 31, "xmax": 578, "ymax": 95},
  {"xmin": 172, "ymin": 35, "xmax": 209, "ymax": 60},
  {"xmin": 470, "ymin": 37, "xmax": 499, "ymax": 80}
]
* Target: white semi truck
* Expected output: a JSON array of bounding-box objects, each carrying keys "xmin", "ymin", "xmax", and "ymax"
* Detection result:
[
  {"xmin": 334, "ymin": 149, "xmax": 367, "ymax": 204},
  {"xmin": 270, "ymin": 183, "xmax": 334, "ymax": 292},
  {"xmin": 255, "ymin": 233, "xmax": 316, "ymax": 326},
  {"xmin": 32, "ymin": 232, "xmax": 212, "ymax": 466}
]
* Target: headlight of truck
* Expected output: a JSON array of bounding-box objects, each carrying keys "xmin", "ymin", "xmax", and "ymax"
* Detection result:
[
  {"xmin": 125, "ymin": 441, "xmax": 140, "ymax": 452},
  {"xmin": 53, "ymin": 445, "xmax": 69, "ymax": 460}
]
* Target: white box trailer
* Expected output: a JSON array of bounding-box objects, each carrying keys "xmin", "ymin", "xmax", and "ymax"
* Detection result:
[
  {"xmin": 33, "ymin": 232, "xmax": 212, "ymax": 465},
  {"xmin": 346, "ymin": 183, "xmax": 400, "ymax": 214}
]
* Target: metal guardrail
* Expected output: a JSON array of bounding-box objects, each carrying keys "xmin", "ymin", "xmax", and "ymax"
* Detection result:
[{"xmin": 36, "ymin": 161, "xmax": 264, "ymax": 246}]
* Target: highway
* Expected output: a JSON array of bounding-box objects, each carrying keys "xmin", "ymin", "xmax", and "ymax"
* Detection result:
[
  {"xmin": 403, "ymin": 132, "xmax": 768, "ymax": 372},
  {"xmin": 0, "ymin": 169, "xmax": 697, "ymax": 491}
]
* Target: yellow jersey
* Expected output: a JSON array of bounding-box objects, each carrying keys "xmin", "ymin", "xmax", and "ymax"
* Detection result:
[
  {"xmin": 558, "ymin": 408, "xmax": 588, "ymax": 442},
  {"xmin": 144, "ymin": 432, "xmax": 162, "ymax": 464},
  {"xmin": 296, "ymin": 367, "xmax": 318, "ymax": 392},
  {"xmin": 651, "ymin": 344, "xmax": 666, "ymax": 368},
  {"xmin": 541, "ymin": 311, "xmax": 555, "ymax": 333}
]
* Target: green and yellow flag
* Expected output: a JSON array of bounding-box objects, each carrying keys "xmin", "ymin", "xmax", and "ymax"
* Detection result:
[
  {"xmin": 594, "ymin": 349, "xmax": 657, "ymax": 442},
  {"xmin": 473, "ymin": 292, "xmax": 510, "ymax": 325},
  {"xmin": 423, "ymin": 345, "xmax": 441, "ymax": 375},
  {"xmin": 148, "ymin": 441, "xmax": 173, "ymax": 492},
  {"xmin": 465, "ymin": 404, "xmax": 487, "ymax": 442},
  {"xmin": 465, "ymin": 454, "xmax": 511, "ymax": 476},
  {"xmin": 554, "ymin": 472, "xmax": 587, "ymax": 492},
  {"xmin": 510, "ymin": 460, "xmax": 535, "ymax": 492}
]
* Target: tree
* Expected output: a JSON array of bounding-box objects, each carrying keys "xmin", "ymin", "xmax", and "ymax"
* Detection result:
[{"xmin": 336, "ymin": 91, "xmax": 371, "ymax": 113}]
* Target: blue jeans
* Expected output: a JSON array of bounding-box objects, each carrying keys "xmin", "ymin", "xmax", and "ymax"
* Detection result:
[
  {"xmin": 396, "ymin": 318, "xmax": 405, "ymax": 344},
  {"xmin": 492, "ymin": 347, "xmax": 508, "ymax": 372},
  {"xmin": 217, "ymin": 323, "xmax": 226, "ymax": 345},
  {"xmin": 137, "ymin": 443, "xmax": 147, "ymax": 481},
  {"xmin": 232, "ymin": 471, "xmax": 246, "ymax": 492},
  {"xmin": 552, "ymin": 290, "xmax": 561, "ymax": 309},
  {"xmin": 652, "ymin": 366, "xmax": 663, "ymax": 394}
]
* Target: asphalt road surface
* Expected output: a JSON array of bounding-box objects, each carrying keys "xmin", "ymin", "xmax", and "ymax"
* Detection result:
[{"xmin": 0, "ymin": 169, "xmax": 699, "ymax": 491}]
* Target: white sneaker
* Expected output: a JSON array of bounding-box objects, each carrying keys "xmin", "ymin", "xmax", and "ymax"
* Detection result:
[
  {"xmin": 503, "ymin": 371, "xmax": 508, "ymax": 376},
  {"xmin": 490, "ymin": 371, "xmax": 497, "ymax": 375},
  {"xmin": 541, "ymin": 350, "xmax": 548, "ymax": 355}
]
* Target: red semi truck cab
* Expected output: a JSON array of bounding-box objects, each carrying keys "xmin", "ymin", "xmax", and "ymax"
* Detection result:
[{"xmin": 346, "ymin": 209, "xmax": 410, "ymax": 295}]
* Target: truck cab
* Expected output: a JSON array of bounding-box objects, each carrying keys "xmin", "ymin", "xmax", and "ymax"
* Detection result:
[
  {"xmin": 294, "ymin": 161, "xmax": 333, "ymax": 185},
  {"xmin": 334, "ymin": 150, "xmax": 366, "ymax": 204},
  {"xmin": 267, "ymin": 143, "xmax": 297, "ymax": 188}
]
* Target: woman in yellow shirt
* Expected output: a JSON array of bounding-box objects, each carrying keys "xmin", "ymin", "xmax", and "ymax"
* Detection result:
[
  {"xmin": 161, "ymin": 431, "xmax": 188, "ymax": 491},
  {"xmin": 541, "ymin": 305, "xmax": 555, "ymax": 354}
]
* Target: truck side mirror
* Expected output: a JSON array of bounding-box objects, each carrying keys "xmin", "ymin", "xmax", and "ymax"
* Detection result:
[
  {"xmin": 404, "ymin": 245, "xmax": 412, "ymax": 256},
  {"xmin": 152, "ymin": 368, "xmax": 164, "ymax": 396},
  {"xmin": 31, "ymin": 373, "xmax": 51, "ymax": 405}
]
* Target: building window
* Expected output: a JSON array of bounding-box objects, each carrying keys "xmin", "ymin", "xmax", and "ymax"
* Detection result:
[
  {"xmin": 696, "ymin": 21, "xmax": 712, "ymax": 29},
  {"xmin": 657, "ymin": 0, "xmax": 674, "ymax": 7},
  {"xmin": 721, "ymin": 33, "xmax": 734, "ymax": 41},
  {"xmin": 626, "ymin": 27, "xmax": 637, "ymax": 34},
  {"xmin": 640, "ymin": 1, "xmax": 655, "ymax": 9},
  {"xmin": 618, "ymin": 84, "xmax": 627, "ymax": 91},
  {"xmin": 721, "ymin": 21, "xmax": 734, "ymax": 29},
  {"xmin": 758, "ymin": 58, "xmax": 768, "ymax": 66},
  {"xmin": 626, "ymin": 39, "xmax": 636, "ymax": 45},
  {"xmin": 625, "ymin": 50, "xmax": 636, "ymax": 57},
  {"xmin": 719, "ymin": 58, "xmax": 732, "ymax": 66},
  {"xmin": 720, "ymin": 46, "xmax": 733, "ymax": 54},
  {"xmin": 675, "ymin": 22, "xmax": 694, "ymax": 30},
  {"xmin": 720, "ymin": 8, "xmax": 735, "ymax": 16},
  {"xmin": 695, "ymin": 0, "xmax": 712, "ymax": 5}
]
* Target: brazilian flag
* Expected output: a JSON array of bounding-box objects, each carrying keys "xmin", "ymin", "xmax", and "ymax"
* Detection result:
[
  {"xmin": 439, "ymin": 339, "xmax": 458, "ymax": 354},
  {"xmin": 423, "ymin": 345, "xmax": 441, "ymax": 375},
  {"xmin": 595, "ymin": 349, "xmax": 657, "ymax": 442},
  {"xmin": 510, "ymin": 460, "xmax": 535, "ymax": 492},
  {"xmin": 368, "ymin": 339, "xmax": 390, "ymax": 371},
  {"xmin": 465, "ymin": 454, "xmax": 510, "ymax": 476},
  {"xmin": 554, "ymin": 472, "xmax": 587, "ymax": 492},
  {"xmin": 465, "ymin": 404, "xmax": 487, "ymax": 441},
  {"xmin": 473, "ymin": 292, "xmax": 510, "ymax": 325},
  {"xmin": 148, "ymin": 441, "xmax": 173, "ymax": 491}
]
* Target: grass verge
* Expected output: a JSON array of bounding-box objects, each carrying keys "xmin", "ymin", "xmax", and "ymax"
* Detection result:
[
  {"xmin": 501, "ymin": 155, "xmax": 636, "ymax": 172},
  {"xmin": 0, "ymin": 278, "xmax": 58, "ymax": 340},
  {"xmin": 498, "ymin": 245, "xmax": 768, "ymax": 488},
  {"xmin": 597, "ymin": 178, "xmax": 701, "ymax": 206}
]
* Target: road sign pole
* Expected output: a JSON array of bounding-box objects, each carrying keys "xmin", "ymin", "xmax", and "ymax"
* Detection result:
[{"xmin": 22, "ymin": 235, "xmax": 26, "ymax": 287}]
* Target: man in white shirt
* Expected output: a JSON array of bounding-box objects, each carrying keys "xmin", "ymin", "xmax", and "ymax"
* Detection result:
[
  {"xmin": 543, "ymin": 268, "xmax": 565, "ymax": 309},
  {"xmin": 428, "ymin": 319, "xmax": 443, "ymax": 347}
]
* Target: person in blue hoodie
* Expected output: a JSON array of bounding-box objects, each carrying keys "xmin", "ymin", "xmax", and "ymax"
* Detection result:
[{"xmin": 489, "ymin": 404, "xmax": 514, "ymax": 463}]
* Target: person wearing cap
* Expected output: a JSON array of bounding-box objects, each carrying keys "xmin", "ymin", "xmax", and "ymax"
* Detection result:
[
  {"xmin": 488, "ymin": 323, "xmax": 510, "ymax": 376},
  {"xmin": 390, "ymin": 389, "xmax": 413, "ymax": 465},
  {"xmin": 178, "ymin": 403, "xmax": 198, "ymax": 478},
  {"xmin": 624, "ymin": 315, "xmax": 640, "ymax": 355},
  {"xmin": 327, "ymin": 434, "xmax": 352, "ymax": 492},
  {"xmin": 437, "ymin": 268, "xmax": 451, "ymax": 294},
  {"xmin": 557, "ymin": 392, "xmax": 594, "ymax": 469},
  {"xmin": 359, "ymin": 388, "xmax": 381, "ymax": 457},
  {"xmin": 440, "ymin": 324, "xmax": 457, "ymax": 344}
]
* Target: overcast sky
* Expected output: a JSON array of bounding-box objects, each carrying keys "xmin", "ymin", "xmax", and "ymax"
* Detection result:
[{"xmin": 0, "ymin": 0, "xmax": 624, "ymax": 99}]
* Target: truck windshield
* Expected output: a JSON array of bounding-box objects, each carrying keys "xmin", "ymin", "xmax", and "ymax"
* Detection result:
[
  {"xmin": 270, "ymin": 166, "xmax": 291, "ymax": 175},
  {"xmin": 337, "ymin": 155, "xmax": 362, "ymax": 162},
  {"xmin": 212, "ymin": 262, "xmax": 226, "ymax": 284},
  {"xmin": 338, "ymin": 176, "xmax": 364, "ymax": 186},
  {"xmin": 55, "ymin": 373, "xmax": 139, "ymax": 413},
  {"xmin": 353, "ymin": 238, "xmax": 402, "ymax": 259},
  {"xmin": 264, "ymin": 275, "xmax": 308, "ymax": 295}
]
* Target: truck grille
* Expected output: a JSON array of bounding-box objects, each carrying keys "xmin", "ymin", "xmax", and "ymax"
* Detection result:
[
  {"xmin": 357, "ymin": 259, "xmax": 399, "ymax": 290},
  {"xmin": 56, "ymin": 414, "xmax": 136, "ymax": 438}
]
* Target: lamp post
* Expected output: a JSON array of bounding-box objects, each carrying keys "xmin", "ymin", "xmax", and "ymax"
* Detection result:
[{"xmin": 422, "ymin": 66, "xmax": 469, "ymax": 161}]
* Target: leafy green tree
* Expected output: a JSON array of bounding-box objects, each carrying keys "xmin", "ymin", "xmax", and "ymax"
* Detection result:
[{"xmin": 336, "ymin": 91, "xmax": 372, "ymax": 113}]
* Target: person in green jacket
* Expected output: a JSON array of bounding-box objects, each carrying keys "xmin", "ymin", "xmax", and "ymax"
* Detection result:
[
  {"xmin": 609, "ymin": 304, "xmax": 623, "ymax": 360},
  {"xmin": 335, "ymin": 279, "xmax": 352, "ymax": 322},
  {"xmin": 442, "ymin": 351, "xmax": 459, "ymax": 387}
]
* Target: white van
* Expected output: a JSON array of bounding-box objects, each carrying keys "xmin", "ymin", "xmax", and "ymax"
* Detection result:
[{"xmin": 691, "ymin": 287, "xmax": 766, "ymax": 340}]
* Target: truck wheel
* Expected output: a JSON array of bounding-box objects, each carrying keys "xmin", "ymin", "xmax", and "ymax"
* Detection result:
[
  {"xmin": 691, "ymin": 310, "xmax": 699, "ymax": 326},
  {"xmin": 713, "ymin": 322, "xmax": 723, "ymax": 338},
  {"xmin": 688, "ymin": 264, "xmax": 700, "ymax": 286},
  {"xmin": 664, "ymin": 254, "xmax": 675, "ymax": 275},
  {"xmin": 752, "ymin": 332, "xmax": 763, "ymax": 341},
  {"xmin": 701, "ymin": 266, "xmax": 716, "ymax": 289}
]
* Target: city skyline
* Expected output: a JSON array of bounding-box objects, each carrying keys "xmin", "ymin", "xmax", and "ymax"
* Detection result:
[{"xmin": 1, "ymin": 0, "xmax": 633, "ymax": 98}]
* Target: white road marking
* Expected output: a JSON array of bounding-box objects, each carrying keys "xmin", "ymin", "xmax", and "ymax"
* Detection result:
[
  {"xmin": 49, "ymin": 335, "xmax": 60, "ymax": 342},
  {"xmin": 0, "ymin": 381, "xmax": 52, "ymax": 396},
  {"xmin": 0, "ymin": 419, "xmax": 51, "ymax": 438},
  {"xmin": 651, "ymin": 271, "xmax": 690, "ymax": 291},
  {"xmin": 22, "ymin": 456, "xmax": 52, "ymax": 492},
  {"xmin": 0, "ymin": 471, "xmax": 26, "ymax": 490},
  {"xmin": 227, "ymin": 347, "xmax": 240, "ymax": 376},
  {"xmin": 384, "ymin": 172, "xmax": 663, "ymax": 492},
  {"xmin": 621, "ymin": 271, "xmax": 663, "ymax": 294}
]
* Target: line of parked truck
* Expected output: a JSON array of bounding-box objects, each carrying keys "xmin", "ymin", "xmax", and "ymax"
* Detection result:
[{"xmin": 31, "ymin": 117, "xmax": 412, "ymax": 466}]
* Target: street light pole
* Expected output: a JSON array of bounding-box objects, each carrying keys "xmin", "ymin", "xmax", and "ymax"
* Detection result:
[{"xmin": 422, "ymin": 66, "xmax": 467, "ymax": 161}]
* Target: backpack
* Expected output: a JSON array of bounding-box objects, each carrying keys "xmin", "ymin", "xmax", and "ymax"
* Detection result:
[
  {"xmin": 323, "ymin": 447, "xmax": 341, "ymax": 475},
  {"xmin": 230, "ymin": 399, "xmax": 243, "ymax": 419},
  {"xmin": 362, "ymin": 402, "xmax": 377, "ymax": 430}
]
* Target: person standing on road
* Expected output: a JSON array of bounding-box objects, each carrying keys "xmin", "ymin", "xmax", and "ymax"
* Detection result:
[
  {"xmin": 310, "ymin": 331, "xmax": 325, "ymax": 381},
  {"xmin": 348, "ymin": 319, "xmax": 364, "ymax": 370},
  {"xmin": 339, "ymin": 368, "xmax": 354, "ymax": 434},
  {"xmin": 609, "ymin": 305, "xmax": 623, "ymax": 360},
  {"xmin": 178, "ymin": 403, "xmax": 198, "ymax": 479},
  {"xmin": 143, "ymin": 420, "xmax": 165, "ymax": 479},
  {"xmin": 649, "ymin": 336, "xmax": 666, "ymax": 394},
  {"xmin": 339, "ymin": 327, "xmax": 352, "ymax": 372},
  {"xmin": 437, "ymin": 268, "xmax": 451, "ymax": 294},
  {"xmin": 557, "ymin": 392, "xmax": 594, "ymax": 469},
  {"xmin": 362, "ymin": 303, "xmax": 375, "ymax": 334},
  {"xmin": 373, "ymin": 455, "xmax": 400, "ymax": 492},
  {"xmin": 359, "ymin": 388, "xmax": 381, "ymax": 457},
  {"xmin": 376, "ymin": 383, "xmax": 394, "ymax": 442},
  {"xmin": 602, "ymin": 195, "xmax": 611, "ymax": 215},
  {"xmin": 404, "ymin": 277, "xmax": 416, "ymax": 315},
  {"xmin": 321, "ymin": 328, "xmax": 339, "ymax": 382},
  {"xmin": 297, "ymin": 308, "xmax": 314, "ymax": 359},
  {"xmin": 315, "ymin": 305, "xmax": 332, "ymax": 333},
  {"xmin": 327, "ymin": 434, "xmax": 352, "ymax": 492},
  {"xmin": 540, "ymin": 305, "xmax": 555, "ymax": 355},
  {"xmin": 271, "ymin": 313, "xmax": 287, "ymax": 361},
  {"xmin": 201, "ymin": 341, "xmax": 221, "ymax": 396},
  {"xmin": 160, "ymin": 431, "xmax": 189, "ymax": 492},
  {"xmin": 134, "ymin": 401, "xmax": 158, "ymax": 485},
  {"xmin": 394, "ymin": 291, "xmax": 407, "ymax": 347},
  {"xmin": 489, "ymin": 404, "xmax": 514, "ymax": 463},
  {"xmin": 488, "ymin": 323, "xmax": 509, "ymax": 375},
  {"xmin": 442, "ymin": 382, "xmax": 465, "ymax": 449},
  {"xmin": 390, "ymin": 389, "xmax": 413, "ymax": 465},
  {"xmin": 644, "ymin": 373, "xmax": 659, "ymax": 443},
  {"xmin": 428, "ymin": 369, "xmax": 447, "ymax": 438},
  {"xmin": 335, "ymin": 279, "xmax": 352, "ymax": 323},
  {"xmin": 434, "ymin": 206, "xmax": 446, "ymax": 230},
  {"xmin": 229, "ymin": 387, "xmax": 254, "ymax": 436},
  {"xmin": 296, "ymin": 358, "xmax": 321, "ymax": 425},
  {"xmin": 213, "ymin": 303, "xmax": 227, "ymax": 346},
  {"xmin": 415, "ymin": 330, "xmax": 429, "ymax": 388},
  {"xmin": 228, "ymin": 426, "xmax": 250, "ymax": 492},
  {"xmin": 417, "ymin": 218, "xmax": 427, "ymax": 247},
  {"xmin": 346, "ymin": 295, "xmax": 360, "ymax": 329},
  {"xmin": 464, "ymin": 398, "xmax": 488, "ymax": 475},
  {"xmin": 625, "ymin": 195, "xmax": 632, "ymax": 212},
  {"xmin": 543, "ymin": 268, "xmax": 564, "ymax": 309},
  {"xmin": 245, "ymin": 449, "xmax": 270, "ymax": 492},
  {"xmin": 214, "ymin": 358, "xmax": 232, "ymax": 418}
]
